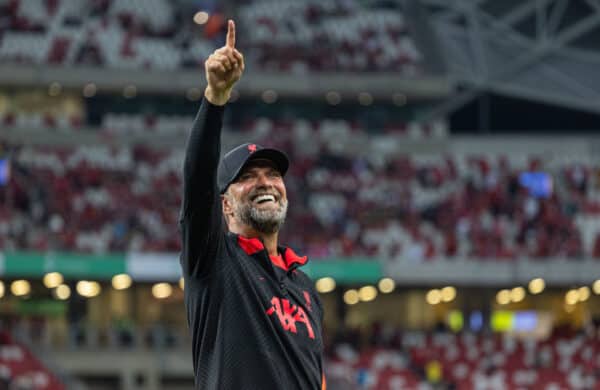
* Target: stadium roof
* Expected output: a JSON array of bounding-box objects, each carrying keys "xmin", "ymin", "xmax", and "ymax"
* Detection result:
[{"xmin": 422, "ymin": 0, "xmax": 600, "ymax": 116}]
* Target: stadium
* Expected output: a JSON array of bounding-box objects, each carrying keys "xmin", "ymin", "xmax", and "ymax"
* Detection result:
[{"xmin": 1, "ymin": 0, "xmax": 600, "ymax": 389}]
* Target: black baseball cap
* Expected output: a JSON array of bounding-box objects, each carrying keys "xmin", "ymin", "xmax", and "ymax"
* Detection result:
[{"xmin": 218, "ymin": 143, "xmax": 289, "ymax": 193}]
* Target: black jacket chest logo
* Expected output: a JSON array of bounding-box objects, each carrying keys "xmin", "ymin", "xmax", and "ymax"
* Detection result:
[{"xmin": 266, "ymin": 295, "xmax": 315, "ymax": 340}]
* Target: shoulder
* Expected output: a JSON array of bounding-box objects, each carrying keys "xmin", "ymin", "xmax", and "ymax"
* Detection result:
[
  {"xmin": 293, "ymin": 268, "xmax": 313, "ymax": 284},
  {"xmin": 293, "ymin": 269, "xmax": 321, "ymax": 300}
]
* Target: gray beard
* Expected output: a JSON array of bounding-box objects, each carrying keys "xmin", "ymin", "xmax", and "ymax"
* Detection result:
[{"xmin": 235, "ymin": 199, "xmax": 288, "ymax": 234}]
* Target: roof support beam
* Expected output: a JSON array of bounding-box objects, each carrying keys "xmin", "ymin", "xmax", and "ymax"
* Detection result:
[
  {"xmin": 420, "ymin": 0, "xmax": 600, "ymax": 119},
  {"xmin": 546, "ymin": 0, "xmax": 569, "ymax": 37},
  {"xmin": 554, "ymin": 12, "xmax": 600, "ymax": 47}
]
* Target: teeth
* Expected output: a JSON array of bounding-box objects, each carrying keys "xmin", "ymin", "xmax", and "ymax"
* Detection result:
[{"xmin": 255, "ymin": 194, "xmax": 275, "ymax": 203}]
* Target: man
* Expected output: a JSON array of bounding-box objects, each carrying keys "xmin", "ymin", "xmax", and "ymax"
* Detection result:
[{"xmin": 180, "ymin": 20, "xmax": 326, "ymax": 389}]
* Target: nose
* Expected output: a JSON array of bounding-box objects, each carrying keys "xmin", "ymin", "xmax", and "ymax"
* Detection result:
[{"xmin": 255, "ymin": 172, "xmax": 272, "ymax": 187}]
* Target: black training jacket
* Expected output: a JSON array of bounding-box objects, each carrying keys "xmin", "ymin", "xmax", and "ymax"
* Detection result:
[{"xmin": 179, "ymin": 99, "xmax": 326, "ymax": 390}]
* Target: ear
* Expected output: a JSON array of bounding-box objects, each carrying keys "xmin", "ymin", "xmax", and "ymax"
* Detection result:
[{"xmin": 221, "ymin": 193, "xmax": 232, "ymax": 216}]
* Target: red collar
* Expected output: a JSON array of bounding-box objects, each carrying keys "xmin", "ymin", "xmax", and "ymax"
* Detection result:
[{"xmin": 237, "ymin": 235, "xmax": 308, "ymax": 271}]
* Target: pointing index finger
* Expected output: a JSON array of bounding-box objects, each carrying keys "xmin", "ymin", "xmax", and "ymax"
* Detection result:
[{"xmin": 226, "ymin": 19, "xmax": 235, "ymax": 48}]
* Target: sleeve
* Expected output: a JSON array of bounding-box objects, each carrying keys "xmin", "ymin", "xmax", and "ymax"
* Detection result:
[{"xmin": 179, "ymin": 98, "xmax": 225, "ymax": 278}]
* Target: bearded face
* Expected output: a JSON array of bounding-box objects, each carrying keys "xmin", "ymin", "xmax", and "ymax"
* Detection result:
[
  {"xmin": 233, "ymin": 187, "xmax": 288, "ymax": 234},
  {"xmin": 223, "ymin": 161, "xmax": 288, "ymax": 234}
]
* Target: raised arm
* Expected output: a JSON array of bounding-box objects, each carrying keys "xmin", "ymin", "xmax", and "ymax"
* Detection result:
[{"xmin": 180, "ymin": 20, "xmax": 245, "ymax": 277}]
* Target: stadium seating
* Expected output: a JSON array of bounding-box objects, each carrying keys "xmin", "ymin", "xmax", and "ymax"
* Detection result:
[
  {"xmin": 0, "ymin": 0, "xmax": 422, "ymax": 73},
  {"xmin": 327, "ymin": 327, "xmax": 600, "ymax": 389},
  {"xmin": 0, "ymin": 330, "xmax": 65, "ymax": 390},
  {"xmin": 237, "ymin": 0, "xmax": 422, "ymax": 73},
  {"xmin": 2, "ymin": 125, "xmax": 598, "ymax": 262}
]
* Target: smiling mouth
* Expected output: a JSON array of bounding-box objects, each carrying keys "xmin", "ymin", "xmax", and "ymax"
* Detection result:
[{"xmin": 252, "ymin": 194, "xmax": 277, "ymax": 204}]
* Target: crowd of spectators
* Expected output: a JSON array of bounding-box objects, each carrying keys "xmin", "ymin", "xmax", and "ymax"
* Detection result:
[
  {"xmin": 326, "ymin": 323, "xmax": 600, "ymax": 389},
  {"xmin": 0, "ymin": 0, "xmax": 423, "ymax": 74},
  {"xmin": 1, "ymin": 118, "xmax": 600, "ymax": 263}
]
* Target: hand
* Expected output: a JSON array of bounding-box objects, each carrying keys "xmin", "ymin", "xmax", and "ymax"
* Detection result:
[{"xmin": 204, "ymin": 19, "xmax": 245, "ymax": 105}]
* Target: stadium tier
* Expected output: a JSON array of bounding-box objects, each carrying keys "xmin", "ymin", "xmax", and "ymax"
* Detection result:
[
  {"xmin": 1, "ymin": 137, "xmax": 598, "ymax": 261},
  {"xmin": 0, "ymin": 0, "xmax": 422, "ymax": 73},
  {"xmin": 237, "ymin": 0, "xmax": 422, "ymax": 73}
]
